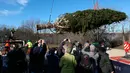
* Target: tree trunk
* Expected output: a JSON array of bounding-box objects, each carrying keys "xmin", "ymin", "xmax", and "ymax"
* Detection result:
[{"xmin": 36, "ymin": 23, "xmax": 68, "ymax": 30}]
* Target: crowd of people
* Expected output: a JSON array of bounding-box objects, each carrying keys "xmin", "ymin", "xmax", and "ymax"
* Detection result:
[{"xmin": 0, "ymin": 38, "xmax": 114, "ymax": 73}]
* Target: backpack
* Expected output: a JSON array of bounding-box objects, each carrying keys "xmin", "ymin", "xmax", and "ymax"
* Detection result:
[{"xmin": 80, "ymin": 54, "xmax": 94, "ymax": 70}]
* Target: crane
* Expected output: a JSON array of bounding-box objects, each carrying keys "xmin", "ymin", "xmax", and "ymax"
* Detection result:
[{"xmin": 94, "ymin": 0, "xmax": 99, "ymax": 10}]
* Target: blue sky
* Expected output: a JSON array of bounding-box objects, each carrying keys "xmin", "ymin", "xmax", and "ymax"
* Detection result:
[{"xmin": 0, "ymin": 0, "xmax": 130, "ymax": 29}]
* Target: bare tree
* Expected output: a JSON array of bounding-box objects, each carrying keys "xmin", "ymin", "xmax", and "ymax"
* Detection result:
[
  {"xmin": 0, "ymin": 25, "xmax": 11, "ymax": 42},
  {"xmin": 15, "ymin": 19, "xmax": 42, "ymax": 42},
  {"xmin": 22, "ymin": 20, "xmax": 36, "ymax": 32}
]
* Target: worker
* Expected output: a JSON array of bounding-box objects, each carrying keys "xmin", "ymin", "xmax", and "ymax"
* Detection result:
[
  {"xmin": 4, "ymin": 40, "xmax": 10, "ymax": 53},
  {"xmin": 25, "ymin": 40, "xmax": 33, "ymax": 54}
]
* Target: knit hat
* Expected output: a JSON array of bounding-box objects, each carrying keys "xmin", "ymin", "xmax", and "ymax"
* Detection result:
[
  {"xmin": 28, "ymin": 40, "xmax": 31, "ymax": 42},
  {"xmin": 92, "ymin": 42, "xmax": 100, "ymax": 48}
]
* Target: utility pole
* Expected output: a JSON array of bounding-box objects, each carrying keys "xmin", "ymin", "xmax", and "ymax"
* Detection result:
[
  {"xmin": 122, "ymin": 23, "xmax": 125, "ymax": 42},
  {"xmin": 122, "ymin": 23, "xmax": 127, "ymax": 56},
  {"xmin": 128, "ymin": 19, "xmax": 130, "ymax": 42}
]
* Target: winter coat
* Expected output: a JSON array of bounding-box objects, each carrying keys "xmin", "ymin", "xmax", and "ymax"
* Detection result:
[
  {"xmin": 7, "ymin": 49, "xmax": 27, "ymax": 73},
  {"xmin": 59, "ymin": 53, "xmax": 77, "ymax": 73},
  {"xmin": 46, "ymin": 53, "xmax": 60, "ymax": 73},
  {"xmin": 98, "ymin": 52, "xmax": 113, "ymax": 73},
  {"xmin": 29, "ymin": 46, "xmax": 45, "ymax": 72},
  {"xmin": 57, "ymin": 41, "xmax": 65, "ymax": 58},
  {"xmin": 82, "ymin": 45, "xmax": 99, "ymax": 66},
  {"xmin": 0, "ymin": 55, "xmax": 2, "ymax": 73}
]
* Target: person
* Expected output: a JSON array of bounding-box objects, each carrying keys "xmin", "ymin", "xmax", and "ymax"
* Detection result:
[
  {"xmin": 0, "ymin": 53, "xmax": 2, "ymax": 73},
  {"xmin": 41, "ymin": 39, "xmax": 47, "ymax": 58},
  {"xmin": 72, "ymin": 42, "xmax": 82, "ymax": 73},
  {"xmin": 82, "ymin": 44, "xmax": 99, "ymax": 73},
  {"xmin": 2, "ymin": 50, "xmax": 8, "ymax": 73},
  {"xmin": 98, "ymin": 47, "xmax": 114, "ymax": 73},
  {"xmin": 82, "ymin": 42, "xmax": 90, "ymax": 53},
  {"xmin": 83, "ymin": 42, "xmax": 90, "ymax": 52},
  {"xmin": 7, "ymin": 44, "xmax": 27, "ymax": 73},
  {"xmin": 29, "ymin": 39, "xmax": 47, "ymax": 73},
  {"xmin": 72, "ymin": 42, "xmax": 82, "ymax": 62},
  {"xmin": 2, "ymin": 44, "xmax": 16, "ymax": 73},
  {"xmin": 101, "ymin": 42, "xmax": 105, "ymax": 48},
  {"xmin": 59, "ymin": 44, "xmax": 77, "ymax": 73},
  {"xmin": 71, "ymin": 41, "xmax": 78, "ymax": 54},
  {"xmin": 57, "ymin": 38, "xmax": 71, "ymax": 58},
  {"xmin": 25, "ymin": 40, "xmax": 33, "ymax": 54},
  {"xmin": 4, "ymin": 40, "xmax": 10, "ymax": 53},
  {"xmin": 46, "ymin": 48, "xmax": 60, "ymax": 73}
]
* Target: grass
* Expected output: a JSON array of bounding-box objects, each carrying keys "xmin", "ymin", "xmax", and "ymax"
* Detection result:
[
  {"xmin": 48, "ymin": 44, "xmax": 58, "ymax": 48},
  {"xmin": 47, "ymin": 44, "xmax": 125, "ymax": 50}
]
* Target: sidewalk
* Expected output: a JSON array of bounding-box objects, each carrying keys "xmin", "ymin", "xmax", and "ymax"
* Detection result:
[{"xmin": 107, "ymin": 49, "xmax": 125, "ymax": 57}]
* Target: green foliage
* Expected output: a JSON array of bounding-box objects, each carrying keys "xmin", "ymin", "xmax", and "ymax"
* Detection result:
[{"xmin": 56, "ymin": 9, "xmax": 127, "ymax": 33}]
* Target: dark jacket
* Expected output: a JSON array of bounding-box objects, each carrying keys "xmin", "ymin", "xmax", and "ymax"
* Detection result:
[
  {"xmin": 7, "ymin": 48, "xmax": 27, "ymax": 73},
  {"xmin": 0, "ymin": 55, "xmax": 2, "ymax": 73},
  {"xmin": 42, "ymin": 43, "xmax": 47, "ymax": 56},
  {"xmin": 98, "ymin": 52, "xmax": 113, "ymax": 73},
  {"xmin": 73, "ymin": 47, "xmax": 82, "ymax": 64},
  {"xmin": 29, "ymin": 44, "xmax": 47, "ymax": 72},
  {"xmin": 57, "ymin": 41, "xmax": 65, "ymax": 58},
  {"xmin": 73, "ymin": 47, "xmax": 82, "ymax": 73},
  {"xmin": 46, "ymin": 52, "xmax": 60, "ymax": 73}
]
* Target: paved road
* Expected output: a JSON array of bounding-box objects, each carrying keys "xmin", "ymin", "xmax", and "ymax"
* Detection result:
[{"xmin": 107, "ymin": 49, "xmax": 125, "ymax": 57}]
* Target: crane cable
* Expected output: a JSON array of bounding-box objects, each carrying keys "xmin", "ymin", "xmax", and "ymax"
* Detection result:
[
  {"xmin": 37, "ymin": 0, "xmax": 55, "ymax": 38},
  {"xmin": 49, "ymin": 0, "xmax": 54, "ymax": 23},
  {"xmin": 48, "ymin": 0, "xmax": 60, "ymax": 45},
  {"xmin": 48, "ymin": 0, "xmax": 55, "ymax": 33}
]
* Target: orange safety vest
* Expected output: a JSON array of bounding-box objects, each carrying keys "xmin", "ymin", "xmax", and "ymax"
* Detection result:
[{"xmin": 5, "ymin": 43, "xmax": 10, "ymax": 47}]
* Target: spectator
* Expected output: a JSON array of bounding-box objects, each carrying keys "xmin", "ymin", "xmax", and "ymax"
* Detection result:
[
  {"xmin": 72, "ymin": 42, "xmax": 82, "ymax": 73},
  {"xmin": 57, "ymin": 38, "xmax": 70, "ymax": 58},
  {"xmin": 71, "ymin": 41, "xmax": 78, "ymax": 54},
  {"xmin": 2, "ymin": 51, "xmax": 8, "ymax": 73},
  {"xmin": 98, "ymin": 47, "xmax": 114, "ymax": 73},
  {"xmin": 46, "ymin": 48, "xmax": 60, "ymax": 73},
  {"xmin": 83, "ymin": 42, "xmax": 90, "ymax": 52},
  {"xmin": 82, "ymin": 44, "xmax": 99, "ymax": 73},
  {"xmin": 29, "ymin": 39, "xmax": 47, "ymax": 73},
  {"xmin": 59, "ymin": 44, "xmax": 77, "ymax": 73},
  {"xmin": 7, "ymin": 45, "xmax": 27, "ymax": 73},
  {"xmin": 0, "ymin": 53, "xmax": 2, "ymax": 73}
]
